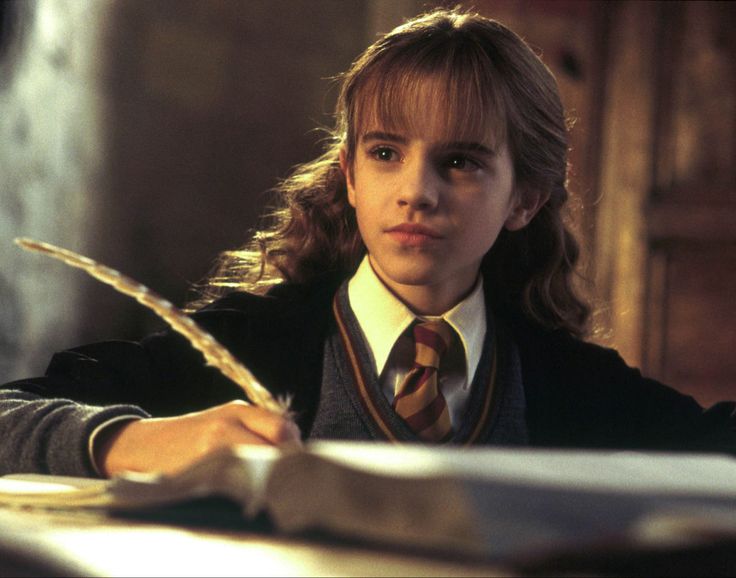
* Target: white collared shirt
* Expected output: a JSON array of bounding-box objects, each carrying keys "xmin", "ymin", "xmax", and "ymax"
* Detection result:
[{"xmin": 347, "ymin": 257, "xmax": 487, "ymax": 427}]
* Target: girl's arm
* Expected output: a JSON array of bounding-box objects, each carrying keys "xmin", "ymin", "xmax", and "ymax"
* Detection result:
[{"xmin": 0, "ymin": 291, "xmax": 313, "ymax": 478}]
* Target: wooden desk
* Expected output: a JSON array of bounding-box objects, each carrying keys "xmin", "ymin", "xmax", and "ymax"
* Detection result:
[
  {"xmin": 0, "ymin": 507, "xmax": 509, "ymax": 577},
  {"xmin": 7, "ymin": 507, "xmax": 736, "ymax": 577}
]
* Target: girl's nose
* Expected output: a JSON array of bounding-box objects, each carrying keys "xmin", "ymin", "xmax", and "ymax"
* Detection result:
[{"xmin": 397, "ymin": 159, "xmax": 440, "ymax": 210}]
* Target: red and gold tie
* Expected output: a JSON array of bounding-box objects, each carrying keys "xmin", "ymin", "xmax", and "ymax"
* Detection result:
[{"xmin": 393, "ymin": 320, "xmax": 454, "ymax": 442}]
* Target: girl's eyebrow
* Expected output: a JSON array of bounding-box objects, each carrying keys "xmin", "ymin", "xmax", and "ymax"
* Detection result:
[
  {"xmin": 360, "ymin": 131, "xmax": 496, "ymax": 156},
  {"xmin": 444, "ymin": 141, "xmax": 497, "ymax": 156},
  {"xmin": 361, "ymin": 131, "xmax": 408, "ymax": 144}
]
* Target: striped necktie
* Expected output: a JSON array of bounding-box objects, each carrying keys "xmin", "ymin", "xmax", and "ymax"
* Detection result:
[{"xmin": 393, "ymin": 320, "xmax": 454, "ymax": 442}]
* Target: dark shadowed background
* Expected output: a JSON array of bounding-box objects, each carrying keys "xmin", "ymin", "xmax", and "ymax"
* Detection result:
[{"xmin": 1, "ymin": 0, "xmax": 734, "ymax": 407}]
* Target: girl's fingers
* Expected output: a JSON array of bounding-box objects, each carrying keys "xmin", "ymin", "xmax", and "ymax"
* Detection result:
[{"xmin": 224, "ymin": 401, "xmax": 302, "ymax": 445}]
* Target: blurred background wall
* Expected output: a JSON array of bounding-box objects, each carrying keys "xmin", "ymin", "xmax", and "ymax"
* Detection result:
[{"xmin": 1, "ymin": 0, "xmax": 734, "ymax": 406}]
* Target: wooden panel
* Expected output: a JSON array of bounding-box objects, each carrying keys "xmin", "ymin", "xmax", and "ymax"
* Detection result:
[
  {"xmin": 593, "ymin": 0, "xmax": 658, "ymax": 365},
  {"xmin": 646, "ymin": 245, "xmax": 736, "ymax": 407},
  {"xmin": 666, "ymin": 2, "xmax": 736, "ymax": 195},
  {"xmin": 641, "ymin": 1, "xmax": 736, "ymax": 406},
  {"xmin": 648, "ymin": 200, "xmax": 736, "ymax": 242}
]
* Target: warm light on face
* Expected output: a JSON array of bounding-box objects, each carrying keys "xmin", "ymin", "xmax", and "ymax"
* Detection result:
[{"xmin": 342, "ymin": 89, "xmax": 521, "ymax": 314}]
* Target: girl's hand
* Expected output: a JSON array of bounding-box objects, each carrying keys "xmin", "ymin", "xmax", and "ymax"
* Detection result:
[{"xmin": 95, "ymin": 400, "xmax": 301, "ymax": 477}]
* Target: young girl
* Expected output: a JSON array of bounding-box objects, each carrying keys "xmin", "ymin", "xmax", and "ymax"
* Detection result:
[{"xmin": 1, "ymin": 8, "xmax": 734, "ymax": 478}]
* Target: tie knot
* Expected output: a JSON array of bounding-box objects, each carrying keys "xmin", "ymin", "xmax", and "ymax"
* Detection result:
[{"xmin": 412, "ymin": 320, "xmax": 454, "ymax": 369}]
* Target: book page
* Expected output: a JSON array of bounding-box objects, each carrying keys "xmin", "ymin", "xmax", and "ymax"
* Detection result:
[
  {"xmin": 0, "ymin": 475, "xmax": 111, "ymax": 507},
  {"xmin": 242, "ymin": 443, "xmax": 736, "ymax": 561},
  {"xmin": 306, "ymin": 441, "xmax": 736, "ymax": 496}
]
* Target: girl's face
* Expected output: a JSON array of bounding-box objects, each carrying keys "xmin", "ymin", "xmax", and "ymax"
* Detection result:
[{"xmin": 341, "ymin": 114, "xmax": 539, "ymax": 315}]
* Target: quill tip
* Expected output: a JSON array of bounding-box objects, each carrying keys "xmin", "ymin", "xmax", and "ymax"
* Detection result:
[{"xmin": 14, "ymin": 237, "xmax": 53, "ymax": 254}]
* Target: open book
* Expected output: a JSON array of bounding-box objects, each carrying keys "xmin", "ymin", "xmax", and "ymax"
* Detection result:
[{"xmin": 2, "ymin": 442, "xmax": 736, "ymax": 565}]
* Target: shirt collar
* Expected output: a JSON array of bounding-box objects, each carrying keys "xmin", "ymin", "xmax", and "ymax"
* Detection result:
[{"xmin": 347, "ymin": 256, "xmax": 486, "ymax": 381}]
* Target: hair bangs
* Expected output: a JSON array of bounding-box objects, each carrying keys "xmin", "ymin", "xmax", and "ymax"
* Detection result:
[{"xmin": 346, "ymin": 36, "xmax": 509, "ymax": 156}]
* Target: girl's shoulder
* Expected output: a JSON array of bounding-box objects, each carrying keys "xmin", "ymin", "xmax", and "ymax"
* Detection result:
[
  {"xmin": 199, "ymin": 273, "xmax": 345, "ymax": 316},
  {"xmin": 498, "ymin": 304, "xmax": 639, "ymax": 384}
]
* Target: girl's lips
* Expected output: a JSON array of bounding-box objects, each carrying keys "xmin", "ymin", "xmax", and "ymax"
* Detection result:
[{"xmin": 385, "ymin": 224, "xmax": 444, "ymax": 246}]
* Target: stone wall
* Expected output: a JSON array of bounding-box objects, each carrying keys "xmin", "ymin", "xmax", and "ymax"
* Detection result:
[{"xmin": 0, "ymin": 0, "xmax": 110, "ymax": 381}]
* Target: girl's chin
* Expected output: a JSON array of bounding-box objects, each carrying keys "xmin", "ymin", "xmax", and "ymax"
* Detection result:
[
  {"xmin": 370, "ymin": 252, "xmax": 480, "ymax": 290},
  {"xmin": 370, "ymin": 258, "xmax": 440, "ymax": 287}
]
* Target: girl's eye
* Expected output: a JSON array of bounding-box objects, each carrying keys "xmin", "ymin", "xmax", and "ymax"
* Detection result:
[
  {"xmin": 370, "ymin": 147, "xmax": 398, "ymax": 162},
  {"xmin": 445, "ymin": 155, "xmax": 480, "ymax": 172}
]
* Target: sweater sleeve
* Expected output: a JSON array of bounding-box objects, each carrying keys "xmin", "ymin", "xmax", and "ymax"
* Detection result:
[{"xmin": 0, "ymin": 388, "xmax": 148, "ymax": 476}]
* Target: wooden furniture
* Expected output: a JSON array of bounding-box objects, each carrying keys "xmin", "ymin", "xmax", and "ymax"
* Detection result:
[{"xmin": 0, "ymin": 508, "xmax": 506, "ymax": 577}]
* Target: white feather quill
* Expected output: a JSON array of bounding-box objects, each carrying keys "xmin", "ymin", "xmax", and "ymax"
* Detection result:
[{"xmin": 15, "ymin": 237, "xmax": 289, "ymax": 416}]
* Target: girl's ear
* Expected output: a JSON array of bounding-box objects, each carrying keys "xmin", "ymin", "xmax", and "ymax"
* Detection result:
[
  {"xmin": 339, "ymin": 148, "xmax": 357, "ymax": 208},
  {"xmin": 504, "ymin": 188, "xmax": 550, "ymax": 231}
]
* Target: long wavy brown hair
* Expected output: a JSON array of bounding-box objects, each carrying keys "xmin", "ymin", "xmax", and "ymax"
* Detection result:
[{"xmin": 195, "ymin": 8, "xmax": 591, "ymax": 337}]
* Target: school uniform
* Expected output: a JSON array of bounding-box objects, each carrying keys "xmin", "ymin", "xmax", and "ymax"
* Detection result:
[{"xmin": 1, "ymin": 259, "xmax": 735, "ymax": 478}]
